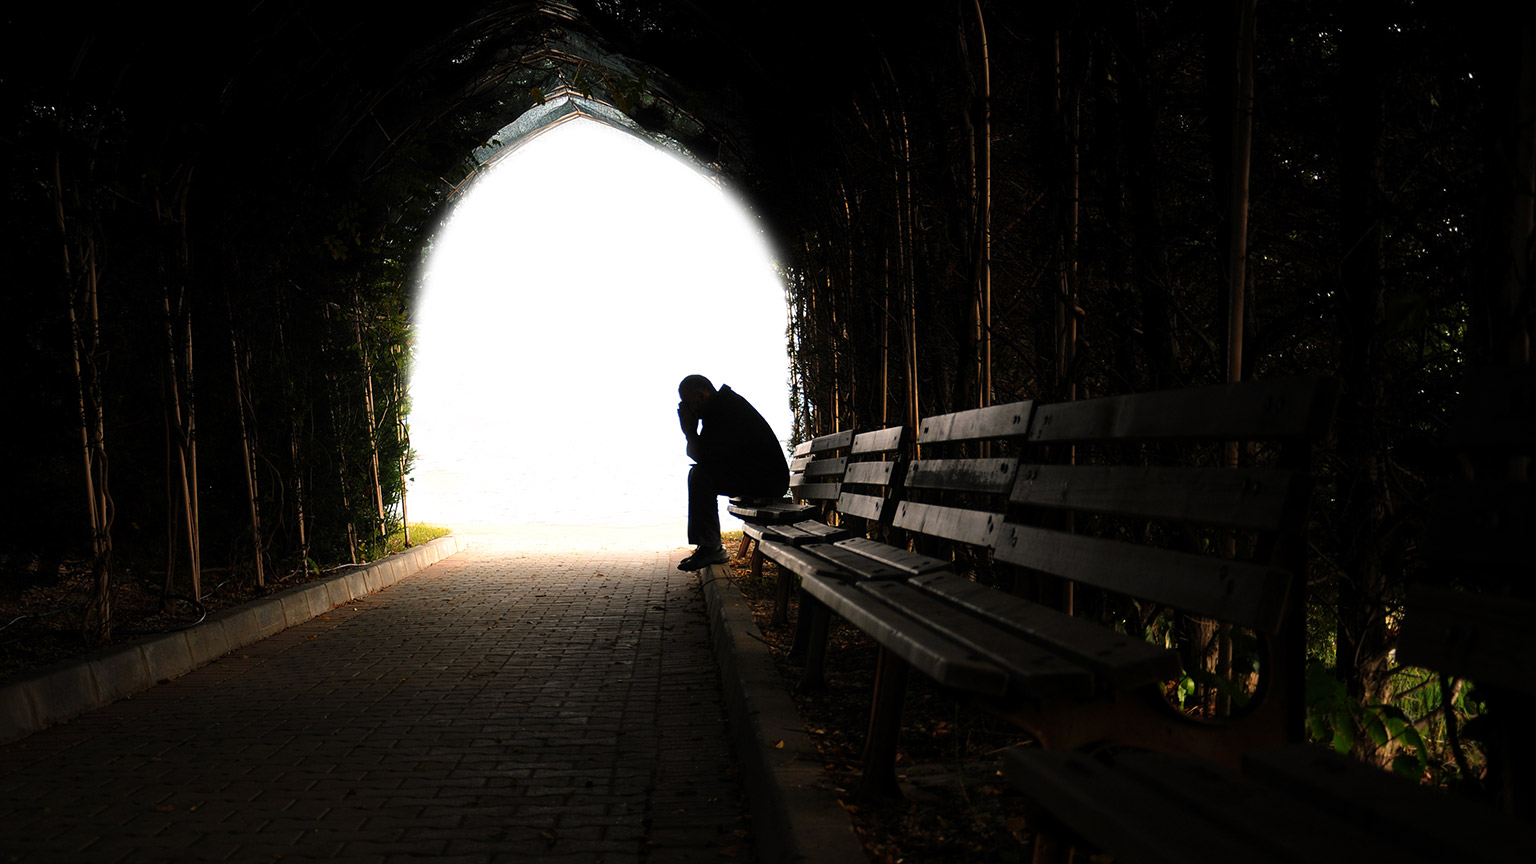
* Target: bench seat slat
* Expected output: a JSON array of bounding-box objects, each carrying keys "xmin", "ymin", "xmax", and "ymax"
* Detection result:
[
  {"xmin": 767, "ymin": 521, "xmax": 852, "ymax": 546},
  {"xmin": 798, "ymin": 541, "xmax": 910, "ymax": 581},
  {"xmin": 920, "ymin": 401, "xmax": 1035, "ymax": 444},
  {"xmin": 1003, "ymin": 748, "xmax": 1280, "ymax": 864},
  {"xmin": 799, "ymin": 572, "xmax": 1009, "ymax": 695},
  {"xmin": 995, "ymin": 523, "xmax": 1291, "ymax": 633},
  {"xmin": 728, "ymin": 499, "xmax": 814, "ymax": 523},
  {"xmin": 833, "ymin": 537, "xmax": 954, "ymax": 577},
  {"xmin": 905, "ymin": 458, "xmax": 1018, "ymax": 494},
  {"xmin": 860, "ymin": 580, "xmax": 1094, "ymax": 698},
  {"xmin": 1011, "ymin": 465, "xmax": 1302, "ymax": 532},
  {"xmin": 758, "ymin": 539, "xmax": 853, "ymax": 581},
  {"xmin": 892, "ymin": 501, "xmax": 1003, "ymax": 547},
  {"xmin": 910, "ymin": 571, "xmax": 1180, "ymax": 688},
  {"xmin": 1242, "ymin": 744, "xmax": 1536, "ymax": 864}
]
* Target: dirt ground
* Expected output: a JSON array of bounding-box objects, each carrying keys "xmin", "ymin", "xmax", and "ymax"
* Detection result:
[{"xmin": 722, "ymin": 538, "xmax": 1041, "ymax": 863}]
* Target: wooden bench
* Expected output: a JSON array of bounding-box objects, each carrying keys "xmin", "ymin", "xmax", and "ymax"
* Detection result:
[
  {"xmin": 1004, "ymin": 369, "xmax": 1535, "ymax": 863},
  {"xmin": 757, "ymin": 376, "xmax": 1337, "ymax": 801},
  {"xmin": 729, "ymin": 429, "xmax": 855, "ymax": 628},
  {"xmin": 747, "ymin": 426, "xmax": 907, "ymax": 687}
]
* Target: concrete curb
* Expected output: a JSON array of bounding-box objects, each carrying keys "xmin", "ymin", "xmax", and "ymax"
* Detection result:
[
  {"xmin": 700, "ymin": 565, "xmax": 866, "ymax": 864},
  {"xmin": 0, "ymin": 535, "xmax": 466, "ymax": 746}
]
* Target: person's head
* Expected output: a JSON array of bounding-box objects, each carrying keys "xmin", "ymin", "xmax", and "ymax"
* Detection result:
[{"xmin": 678, "ymin": 374, "xmax": 716, "ymax": 413}]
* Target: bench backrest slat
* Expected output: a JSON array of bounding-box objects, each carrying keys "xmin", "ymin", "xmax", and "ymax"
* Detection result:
[
  {"xmin": 893, "ymin": 500, "xmax": 1003, "ymax": 548},
  {"xmin": 1028, "ymin": 376, "xmax": 1337, "ymax": 444},
  {"xmin": 1010, "ymin": 465, "xmax": 1303, "ymax": 532},
  {"xmin": 832, "ymin": 427, "xmax": 908, "ymax": 526},
  {"xmin": 995, "ymin": 523, "xmax": 1292, "ymax": 633},
  {"xmin": 808, "ymin": 429, "xmax": 857, "ymax": 453},
  {"xmin": 802, "ymin": 457, "xmax": 849, "ymax": 478},
  {"xmin": 851, "ymin": 425, "xmax": 906, "ymax": 454},
  {"xmin": 906, "ymin": 458, "xmax": 1018, "ymax": 495},
  {"xmin": 844, "ymin": 461, "xmax": 898, "ymax": 485},
  {"xmin": 921, "ymin": 401, "xmax": 1036, "ymax": 444}
]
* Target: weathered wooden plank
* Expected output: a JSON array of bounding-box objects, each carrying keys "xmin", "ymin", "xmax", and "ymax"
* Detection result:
[
  {"xmin": 799, "ymin": 541, "xmax": 909, "ymax": 581},
  {"xmin": 799, "ymin": 572, "xmax": 1009, "ymax": 696},
  {"xmin": 905, "ymin": 458, "xmax": 1018, "ymax": 494},
  {"xmin": 860, "ymin": 580, "xmax": 1094, "ymax": 698},
  {"xmin": 1243, "ymin": 744, "xmax": 1536, "ymax": 864},
  {"xmin": 1112, "ymin": 752, "xmax": 1403, "ymax": 864},
  {"xmin": 851, "ymin": 426, "xmax": 906, "ymax": 455},
  {"xmin": 792, "ymin": 440, "xmax": 813, "ymax": 457},
  {"xmin": 892, "ymin": 500, "xmax": 1003, "ymax": 547},
  {"xmin": 727, "ymin": 499, "xmax": 814, "ymax": 523},
  {"xmin": 1396, "ymin": 585, "xmax": 1535, "ymax": 693},
  {"xmin": 1003, "ymin": 748, "xmax": 1281, "ymax": 864},
  {"xmin": 1028, "ymin": 375, "xmax": 1338, "ymax": 444},
  {"xmin": 834, "ymin": 537, "xmax": 954, "ymax": 577},
  {"xmin": 771, "ymin": 521, "xmax": 852, "ymax": 547},
  {"xmin": 1010, "ymin": 465, "xmax": 1302, "ymax": 531},
  {"xmin": 835, "ymin": 492, "xmax": 887, "ymax": 522},
  {"xmin": 789, "ymin": 454, "xmax": 813, "ymax": 472},
  {"xmin": 802, "ymin": 457, "xmax": 849, "ymax": 478},
  {"xmin": 789, "ymin": 481, "xmax": 840, "ymax": 502},
  {"xmin": 994, "ymin": 523, "xmax": 1291, "ymax": 633},
  {"xmin": 911, "ymin": 571, "xmax": 1180, "ymax": 689},
  {"xmin": 843, "ymin": 460, "xmax": 897, "ymax": 486},
  {"xmin": 759, "ymin": 539, "xmax": 853, "ymax": 581},
  {"xmin": 920, "ymin": 401, "xmax": 1035, "ymax": 444},
  {"xmin": 808, "ymin": 429, "xmax": 856, "ymax": 453}
]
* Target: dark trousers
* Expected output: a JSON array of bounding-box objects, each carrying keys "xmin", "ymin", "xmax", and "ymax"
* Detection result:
[
  {"xmin": 687, "ymin": 463, "xmax": 726, "ymax": 548},
  {"xmin": 688, "ymin": 463, "xmax": 787, "ymax": 548}
]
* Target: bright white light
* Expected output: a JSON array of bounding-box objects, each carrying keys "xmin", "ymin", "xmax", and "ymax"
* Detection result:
[{"xmin": 407, "ymin": 118, "xmax": 792, "ymax": 538}]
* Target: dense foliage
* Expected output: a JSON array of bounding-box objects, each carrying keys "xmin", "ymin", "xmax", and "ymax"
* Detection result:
[{"xmin": 1, "ymin": 0, "xmax": 1529, "ymax": 806}]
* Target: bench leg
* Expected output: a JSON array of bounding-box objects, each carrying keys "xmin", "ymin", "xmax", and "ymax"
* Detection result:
[
  {"xmin": 735, "ymin": 532, "xmax": 754, "ymax": 561},
  {"xmin": 789, "ymin": 584, "xmax": 813, "ymax": 660},
  {"xmin": 772, "ymin": 564, "xmax": 794, "ymax": 628},
  {"xmin": 796, "ymin": 600, "xmax": 831, "ymax": 693},
  {"xmin": 858, "ymin": 647, "xmax": 909, "ymax": 801}
]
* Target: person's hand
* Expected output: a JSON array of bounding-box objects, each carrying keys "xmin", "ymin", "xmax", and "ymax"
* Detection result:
[{"xmin": 678, "ymin": 400, "xmax": 696, "ymax": 435}]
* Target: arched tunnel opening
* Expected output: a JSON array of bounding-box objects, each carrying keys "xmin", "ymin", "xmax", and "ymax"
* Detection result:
[{"xmin": 408, "ymin": 108, "xmax": 792, "ymax": 535}]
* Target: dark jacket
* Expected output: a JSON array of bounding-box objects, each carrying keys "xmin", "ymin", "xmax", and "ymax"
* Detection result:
[{"xmin": 696, "ymin": 385, "xmax": 789, "ymax": 497}]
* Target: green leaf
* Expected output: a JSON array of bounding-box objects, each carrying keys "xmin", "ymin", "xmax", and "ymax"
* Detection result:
[{"xmin": 1391, "ymin": 754, "xmax": 1422, "ymax": 779}]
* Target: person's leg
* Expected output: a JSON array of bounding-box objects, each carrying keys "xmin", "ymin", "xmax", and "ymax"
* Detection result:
[{"xmin": 682, "ymin": 464, "xmax": 729, "ymax": 570}]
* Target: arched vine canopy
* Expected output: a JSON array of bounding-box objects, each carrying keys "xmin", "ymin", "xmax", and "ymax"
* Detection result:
[{"xmin": 2, "ymin": 1, "xmax": 1532, "ymax": 771}]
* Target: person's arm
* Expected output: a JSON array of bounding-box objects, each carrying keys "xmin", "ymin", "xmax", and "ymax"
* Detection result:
[{"xmin": 678, "ymin": 401, "xmax": 702, "ymax": 461}]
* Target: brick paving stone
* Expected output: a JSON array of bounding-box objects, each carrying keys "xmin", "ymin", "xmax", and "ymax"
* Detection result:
[{"xmin": 0, "ymin": 540, "xmax": 754, "ymax": 863}]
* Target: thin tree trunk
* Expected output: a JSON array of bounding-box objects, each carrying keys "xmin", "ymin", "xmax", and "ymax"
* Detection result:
[
  {"xmin": 1336, "ymin": 2, "xmax": 1392, "ymax": 764},
  {"xmin": 56, "ymin": 151, "xmax": 113, "ymax": 642},
  {"xmin": 354, "ymin": 292, "xmax": 387, "ymax": 540},
  {"xmin": 228, "ymin": 294, "xmax": 266, "ymax": 587},
  {"xmin": 1217, "ymin": 0, "xmax": 1258, "ymax": 718}
]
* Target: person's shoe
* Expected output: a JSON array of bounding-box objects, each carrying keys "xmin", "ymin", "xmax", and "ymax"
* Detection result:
[{"xmin": 678, "ymin": 546, "xmax": 730, "ymax": 571}]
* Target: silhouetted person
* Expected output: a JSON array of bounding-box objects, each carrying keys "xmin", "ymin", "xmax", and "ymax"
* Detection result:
[{"xmin": 676, "ymin": 375, "xmax": 789, "ymax": 571}]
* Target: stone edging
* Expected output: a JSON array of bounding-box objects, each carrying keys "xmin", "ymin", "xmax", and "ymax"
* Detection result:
[
  {"xmin": 699, "ymin": 564, "xmax": 866, "ymax": 864},
  {"xmin": 0, "ymin": 535, "xmax": 465, "ymax": 746}
]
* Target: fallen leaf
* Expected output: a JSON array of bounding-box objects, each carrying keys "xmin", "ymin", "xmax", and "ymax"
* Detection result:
[{"xmin": 773, "ymin": 740, "xmax": 784, "ymax": 750}]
